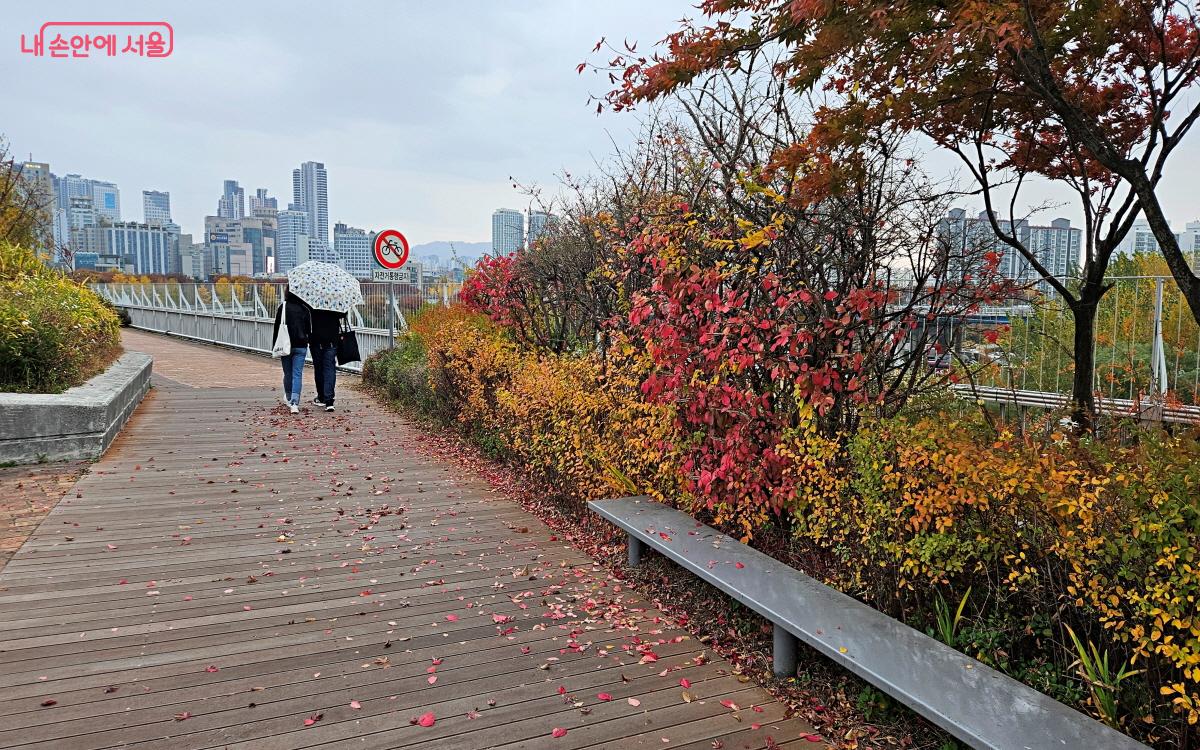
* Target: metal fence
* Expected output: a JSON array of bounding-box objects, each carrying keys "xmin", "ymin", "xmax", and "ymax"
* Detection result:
[
  {"xmin": 95, "ymin": 281, "xmax": 461, "ymax": 371},
  {"xmin": 95, "ymin": 276, "xmax": 1200, "ymax": 422},
  {"xmin": 966, "ymin": 277, "xmax": 1198, "ymax": 403}
]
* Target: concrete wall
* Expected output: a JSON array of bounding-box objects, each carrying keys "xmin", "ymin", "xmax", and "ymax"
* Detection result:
[{"xmin": 0, "ymin": 352, "xmax": 153, "ymax": 464}]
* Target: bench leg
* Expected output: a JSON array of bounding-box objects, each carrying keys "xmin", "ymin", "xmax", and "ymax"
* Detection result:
[
  {"xmin": 772, "ymin": 623, "xmax": 798, "ymax": 678},
  {"xmin": 627, "ymin": 536, "xmax": 645, "ymax": 567}
]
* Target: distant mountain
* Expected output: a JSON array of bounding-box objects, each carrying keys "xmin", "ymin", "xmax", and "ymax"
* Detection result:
[{"xmin": 408, "ymin": 241, "xmax": 492, "ymax": 264}]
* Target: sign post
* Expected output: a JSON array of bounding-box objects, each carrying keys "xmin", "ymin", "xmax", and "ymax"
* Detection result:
[{"xmin": 372, "ymin": 229, "xmax": 410, "ymax": 349}]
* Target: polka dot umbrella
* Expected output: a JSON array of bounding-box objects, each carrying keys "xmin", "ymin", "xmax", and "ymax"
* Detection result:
[{"xmin": 286, "ymin": 261, "xmax": 364, "ymax": 313}]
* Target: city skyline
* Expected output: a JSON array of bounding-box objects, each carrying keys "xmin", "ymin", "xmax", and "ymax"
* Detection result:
[
  {"xmin": 1, "ymin": 2, "xmax": 700, "ymax": 246},
  {"xmin": 7, "ymin": 2, "xmax": 1200, "ymax": 249}
]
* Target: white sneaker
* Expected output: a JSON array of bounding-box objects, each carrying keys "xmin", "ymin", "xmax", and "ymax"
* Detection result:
[
  {"xmin": 324, "ymin": 404, "xmax": 335, "ymax": 412},
  {"xmin": 289, "ymin": 404, "xmax": 300, "ymax": 414}
]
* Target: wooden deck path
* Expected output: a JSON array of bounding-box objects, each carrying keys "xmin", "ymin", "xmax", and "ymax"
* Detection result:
[{"xmin": 0, "ymin": 332, "xmax": 823, "ymax": 750}]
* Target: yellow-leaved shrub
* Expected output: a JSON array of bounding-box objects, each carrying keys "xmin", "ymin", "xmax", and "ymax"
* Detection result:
[{"xmin": 365, "ymin": 305, "xmax": 1200, "ymax": 740}]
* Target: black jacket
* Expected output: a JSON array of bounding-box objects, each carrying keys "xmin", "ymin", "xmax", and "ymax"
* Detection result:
[
  {"xmin": 310, "ymin": 309, "xmax": 346, "ymax": 346},
  {"xmin": 273, "ymin": 293, "xmax": 312, "ymax": 347}
]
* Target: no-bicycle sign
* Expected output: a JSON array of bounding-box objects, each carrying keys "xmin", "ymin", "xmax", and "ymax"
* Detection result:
[{"xmin": 373, "ymin": 229, "xmax": 409, "ymax": 270}]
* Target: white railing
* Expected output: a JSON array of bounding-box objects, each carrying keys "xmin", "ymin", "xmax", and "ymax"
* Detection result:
[{"xmin": 95, "ymin": 281, "xmax": 461, "ymax": 371}]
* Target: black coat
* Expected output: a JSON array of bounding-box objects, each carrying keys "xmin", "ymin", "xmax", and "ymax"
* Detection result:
[
  {"xmin": 272, "ymin": 293, "xmax": 312, "ymax": 347},
  {"xmin": 310, "ymin": 309, "xmax": 346, "ymax": 346}
]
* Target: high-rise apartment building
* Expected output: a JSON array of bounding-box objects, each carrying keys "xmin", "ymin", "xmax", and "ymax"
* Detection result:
[
  {"xmin": 1177, "ymin": 221, "xmax": 1200, "ymax": 269},
  {"xmin": 239, "ymin": 216, "xmax": 277, "ymax": 276},
  {"xmin": 91, "ymin": 181, "xmax": 120, "ymax": 223},
  {"xmin": 217, "ymin": 179, "xmax": 245, "ymax": 219},
  {"xmin": 334, "ymin": 222, "xmax": 375, "ymax": 279},
  {"xmin": 66, "ymin": 195, "xmax": 107, "ymax": 257},
  {"xmin": 248, "ymin": 188, "xmax": 278, "ymax": 218},
  {"xmin": 275, "ymin": 208, "xmax": 309, "ymax": 274},
  {"xmin": 292, "ymin": 161, "xmax": 329, "ymax": 249},
  {"xmin": 55, "ymin": 173, "xmax": 120, "ymax": 223},
  {"xmin": 18, "ymin": 162, "xmax": 53, "ymax": 207},
  {"xmin": 104, "ymin": 221, "xmax": 174, "ymax": 276},
  {"xmin": 142, "ymin": 190, "xmax": 171, "ymax": 225},
  {"xmin": 527, "ymin": 210, "xmax": 551, "ymax": 248},
  {"xmin": 491, "ymin": 208, "xmax": 524, "ymax": 254},
  {"xmin": 55, "ymin": 174, "xmax": 92, "ymax": 212},
  {"xmin": 17, "ymin": 161, "xmax": 59, "ymax": 261},
  {"xmin": 204, "ymin": 215, "xmax": 244, "ymax": 278},
  {"xmin": 176, "ymin": 233, "xmax": 206, "ymax": 279},
  {"xmin": 939, "ymin": 209, "xmax": 1081, "ymax": 293}
]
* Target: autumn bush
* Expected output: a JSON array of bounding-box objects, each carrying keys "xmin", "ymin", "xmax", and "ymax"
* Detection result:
[
  {"xmin": 365, "ymin": 303, "xmax": 1200, "ymax": 745},
  {"xmin": 365, "ymin": 307, "xmax": 686, "ymax": 510},
  {"xmin": 0, "ymin": 241, "xmax": 121, "ymax": 393},
  {"xmin": 811, "ymin": 414, "xmax": 1200, "ymax": 732},
  {"xmin": 361, "ymin": 41, "xmax": 1200, "ymax": 742}
]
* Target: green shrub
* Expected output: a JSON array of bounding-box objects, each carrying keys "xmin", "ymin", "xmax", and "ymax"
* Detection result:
[
  {"xmin": 0, "ymin": 241, "xmax": 121, "ymax": 393},
  {"xmin": 361, "ymin": 333, "xmax": 441, "ymax": 418}
]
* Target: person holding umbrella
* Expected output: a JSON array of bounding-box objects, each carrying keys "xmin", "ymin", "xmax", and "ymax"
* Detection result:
[
  {"xmin": 310, "ymin": 307, "xmax": 345, "ymax": 411},
  {"xmin": 271, "ymin": 290, "xmax": 312, "ymax": 414},
  {"xmin": 284, "ymin": 261, "xmax": 364, "ymax": 413}
]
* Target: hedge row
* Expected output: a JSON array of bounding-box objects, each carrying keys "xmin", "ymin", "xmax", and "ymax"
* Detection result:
[{"xmin": 0, "ymin": 242, "xmax": 121, "ymax": 393}]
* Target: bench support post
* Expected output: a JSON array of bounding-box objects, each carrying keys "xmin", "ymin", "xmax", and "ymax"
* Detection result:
[
  {"xmin": 772, "ymin": 623, "xmax": 798, "ymax": 678},
  {"xmin": 627, "ymin": 535, "xmax": 645, "ymax": 567}
]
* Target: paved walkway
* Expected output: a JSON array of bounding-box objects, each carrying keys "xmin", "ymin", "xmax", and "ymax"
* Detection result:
[{"xmin": 0, "ymin": 331, "xmax": 821, "ymax": 749}]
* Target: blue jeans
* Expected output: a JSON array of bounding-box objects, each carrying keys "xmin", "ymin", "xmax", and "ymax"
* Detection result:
[
  {"xmin": 312, "ymin": 343, "xmax": 337, "ymax": 405},
  {"xmin": 281, "ymin": 346, "xmax": 307, "ymax": 405}
]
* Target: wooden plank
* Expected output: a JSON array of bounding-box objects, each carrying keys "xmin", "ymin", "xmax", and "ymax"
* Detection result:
[{"xmin": 0, "ymin": 334, "xmax": 819, "ymax": 750}]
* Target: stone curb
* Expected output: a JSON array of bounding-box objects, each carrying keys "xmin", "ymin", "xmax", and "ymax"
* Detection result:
[{"xmin": 0, "ymin": 352, "xmax": 153, "ymax": 464}]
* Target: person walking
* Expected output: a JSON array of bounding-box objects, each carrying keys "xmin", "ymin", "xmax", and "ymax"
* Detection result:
[
  {"xmin": 271, "ymin": 291, "xmax": 312, "ymax": 414},
  {"xmin": 310, "ymin": 308, "xmax": 346, "ymax": 412}
]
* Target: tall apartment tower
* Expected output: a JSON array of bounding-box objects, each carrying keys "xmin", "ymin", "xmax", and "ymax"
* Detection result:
[
  {"xmin": 276, "ymin": 207, "xmax": 309, "ymax": 274},
  {"xmin": 334, "ymin": 222, "xmax": 374, "ymax": 279},
  {"xmin": 292, "ymin": 162, "xmax": 329, "ymax": 249},
  {"xmin": 248, "ymin": 188, "xmax": 278, "ymax": 218},
  {"xmin": 938, "ymin": 209, "xmax": 1081, "ymax": 294},
  {"xmin": 90, "ymin": 181, "xmax": 121, "ymax": 223},
  {"xmin": 491, "ymin": 208, "xmax": 524, "ymax": 254},
  {"xmin": 143, "ymin": 190, "xmax": 172, "ymax": 225},
  {"xmin": 527, "ymin": 210, "xmax": 551, "ymax": 248},
  {"xmin": 217, "ymin": 180, "xmax": 245, "ymax": 219},
  {"xmin": 55, "ymin": 174, "xmax": 93, "ymax": 212}
]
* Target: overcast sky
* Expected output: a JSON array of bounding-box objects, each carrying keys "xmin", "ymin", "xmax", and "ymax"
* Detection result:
[
  {"xmin": 2, "ymin": 1, "xmax": 696, "ymax": 243},
  {"xmin": 4, "ymin": 2, "xmax": 1198, "ymax": 244}
]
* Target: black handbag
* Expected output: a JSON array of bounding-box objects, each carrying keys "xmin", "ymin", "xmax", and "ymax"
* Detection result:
[{"xmin": 336, "ymin": 319, "xmax": 361, "ymax": 364}]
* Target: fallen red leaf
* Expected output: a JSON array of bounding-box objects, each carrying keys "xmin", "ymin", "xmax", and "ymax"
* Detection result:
[
  {"xmin": 552, "ymin": 727, "xmax": 568, "ymax": 738},
  {"xmin": 412, "ymin": 711, "xmax": 436, "ymax": 727}
]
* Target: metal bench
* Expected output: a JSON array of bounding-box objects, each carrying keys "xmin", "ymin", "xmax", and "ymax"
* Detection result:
[{"xmin": 590, "ymin": 496, "xmax": 1148, "ymax": 750}]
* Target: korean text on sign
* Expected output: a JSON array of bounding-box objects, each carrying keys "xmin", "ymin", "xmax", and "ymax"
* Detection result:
[{"xmin": 20, "ymin": 22, "xmax": 174, "ymax": 58}]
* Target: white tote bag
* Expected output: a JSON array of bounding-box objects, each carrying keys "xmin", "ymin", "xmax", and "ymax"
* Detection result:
[{"xmin": 271, "ymin": 302, "xmax": 291, "ymax": 358}]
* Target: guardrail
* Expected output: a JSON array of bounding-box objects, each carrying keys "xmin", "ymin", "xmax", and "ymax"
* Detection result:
[
  {"xmin": 953, "ymin": 384, "xmax": 1200, "ymax": 425},
  {"xmin": 94, "ymin": 282, "xmax": 456, "ymax": 371}
]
